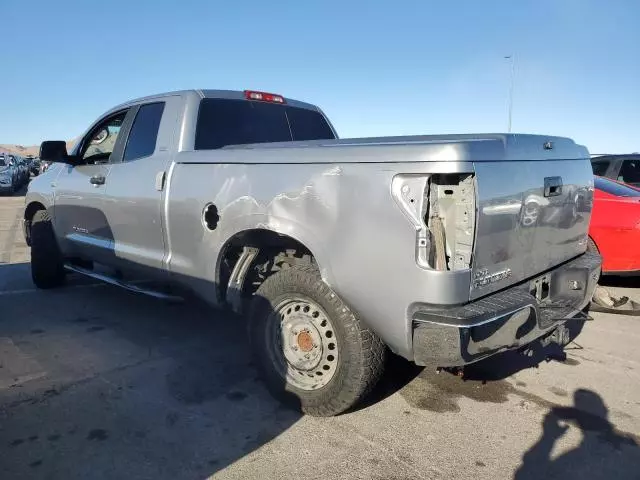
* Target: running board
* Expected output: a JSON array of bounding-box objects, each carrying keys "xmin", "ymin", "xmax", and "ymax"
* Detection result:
[{"xmin": 64, "ymin": 264, "xmax": 183, "ymax": 302}]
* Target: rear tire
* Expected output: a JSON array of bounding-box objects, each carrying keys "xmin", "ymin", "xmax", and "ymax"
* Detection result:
[
  {"xmin": 248, "ymin": 265, "xmax": 385, "ymax": 416},
  {"xmin": 30, "ymin": 210, "xmax": 65, "ymax": 289}
]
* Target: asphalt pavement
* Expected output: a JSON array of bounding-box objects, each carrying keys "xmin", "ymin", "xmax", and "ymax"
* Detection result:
[{"xmin": 1, "ymin": 190, "xmax": 639, "ymax": 480}]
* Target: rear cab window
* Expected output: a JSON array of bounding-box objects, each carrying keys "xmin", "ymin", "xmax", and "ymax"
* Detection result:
[{"xmin": 194, "ymin": 98, "xmax": 335, "ymax": 150}]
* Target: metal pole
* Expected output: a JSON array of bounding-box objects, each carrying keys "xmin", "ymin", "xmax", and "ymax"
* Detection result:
[{"xmin": 505, "ymin": 55, "xmax": 515, "ymax": 133}]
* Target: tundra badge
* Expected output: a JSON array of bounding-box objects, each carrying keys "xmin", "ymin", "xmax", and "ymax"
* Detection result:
[{"xmin": 473, "ymin": 267, "xmax": 513, "ymax": 288}]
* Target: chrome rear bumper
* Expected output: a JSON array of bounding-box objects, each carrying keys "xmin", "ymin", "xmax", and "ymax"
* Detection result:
[{"xmin": 412, "ymin": 252, "xmax": 601, "ymax": 366}]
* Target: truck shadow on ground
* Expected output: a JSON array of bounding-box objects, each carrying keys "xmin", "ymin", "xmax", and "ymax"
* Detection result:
[
  {"xmin": 0, "ymin": 262, "xmax": 302, "ymax": 479},
  {"xmin": 364, "ymin": 316, "xmax": 589, "ymax": 412}
]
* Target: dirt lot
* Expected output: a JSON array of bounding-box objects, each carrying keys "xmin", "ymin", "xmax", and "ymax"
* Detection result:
[{"xmin": 1, "ymin": 191, "xmax": 639, "ymax": 480}]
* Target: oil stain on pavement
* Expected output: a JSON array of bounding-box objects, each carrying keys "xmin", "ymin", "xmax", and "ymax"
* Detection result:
[{"xmin": 399, "ymin": 370, "xmax": 516, "ymax": 413}]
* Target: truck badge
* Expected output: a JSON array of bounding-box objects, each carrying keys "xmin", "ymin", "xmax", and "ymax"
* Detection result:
[{"xmin": 473, "ymin": 268, "xmax": 512, "ymax": 288}]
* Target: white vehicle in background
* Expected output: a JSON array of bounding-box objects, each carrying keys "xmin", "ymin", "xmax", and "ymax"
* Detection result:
[{"xmin": 0, "ymin": 154, "xmax": 18, "ymax": 194}]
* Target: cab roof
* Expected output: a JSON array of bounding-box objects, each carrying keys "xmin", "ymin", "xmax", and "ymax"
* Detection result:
[{"xmin": 109, "ymin": 89, "xmax": 320, "ymax": 113}]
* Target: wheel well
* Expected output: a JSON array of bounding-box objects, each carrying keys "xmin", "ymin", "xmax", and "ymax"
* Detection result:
[
  {"xmin": 217, "ymin": 229, "xmax": 316, "ymax": 312},
  {"xmin": 23, "ymin": 201, "xmax": 46, "ymax": 246}
]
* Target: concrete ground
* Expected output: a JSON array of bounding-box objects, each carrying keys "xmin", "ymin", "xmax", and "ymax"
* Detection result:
[{"xmin": 1, "ymin": 190, "xmax": 639, "ymax": 480}]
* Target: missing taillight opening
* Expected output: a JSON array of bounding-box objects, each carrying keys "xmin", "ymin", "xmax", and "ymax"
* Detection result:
[
  {"xmin": 427, "ymin": 174, "xmax": 476, "ymax": 271},
  {"xmin": 391, "ymin": 173, "xmax": 476, "ymax": 272}
]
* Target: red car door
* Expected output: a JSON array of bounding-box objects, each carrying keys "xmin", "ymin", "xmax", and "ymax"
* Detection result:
[{"xmin": 590, "ymin": 177, "xmax": 640, "ymax": 274}]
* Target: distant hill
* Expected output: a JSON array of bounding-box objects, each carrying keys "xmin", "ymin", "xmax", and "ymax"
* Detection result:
[{"xmin": 0, "ymin": 141, "xmax": 76, "ymax": 157}]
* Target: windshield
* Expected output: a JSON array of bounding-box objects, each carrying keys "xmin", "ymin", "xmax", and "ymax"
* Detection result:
[
  {"xmin": 595, "ymin": 176, "xmax": 640, "ymax": 197},
  {"xmin": 195, "ymin": 98, "xmax": 335, "ymax": 150}
]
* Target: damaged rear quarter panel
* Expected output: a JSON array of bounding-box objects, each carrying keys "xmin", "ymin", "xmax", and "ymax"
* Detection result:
[{"xmin": 165, "ymin": 151, "xmax": 474, "ymax": 359}]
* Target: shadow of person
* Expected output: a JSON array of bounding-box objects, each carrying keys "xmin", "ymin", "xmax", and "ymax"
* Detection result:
[{"xmin": 515, "ymin": 389, "xmax": 640, "ymax": 480}]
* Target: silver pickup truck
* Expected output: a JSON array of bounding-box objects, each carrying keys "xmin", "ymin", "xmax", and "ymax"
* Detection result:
[{"xmin": 25, "ymin": 89, "xmax": 600, "ymax": 416}]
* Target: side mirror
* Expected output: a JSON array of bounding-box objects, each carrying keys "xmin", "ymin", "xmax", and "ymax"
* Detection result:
[{"xmin": 40, "ymin": 141, "xmax": 75, "ymax": 164}]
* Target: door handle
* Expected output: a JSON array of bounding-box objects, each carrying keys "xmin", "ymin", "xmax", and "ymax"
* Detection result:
[
  {"xmin": 544, "ymin": 176, "xmax": 563, "ymax": 197},
  {"xmin": 90, "ymin": 175, "xmax": 106, "ymax": 186}
]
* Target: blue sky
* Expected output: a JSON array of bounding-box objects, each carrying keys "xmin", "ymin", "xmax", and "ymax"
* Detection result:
[{"xmin": 1, "ymin": 0, "xmax": 638, "ymax": 154}]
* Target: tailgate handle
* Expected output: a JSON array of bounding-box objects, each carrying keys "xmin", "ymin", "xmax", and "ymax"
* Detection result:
[{"xmin": 544, "ymin": 176, "xmax": 563, "ymax": 197}]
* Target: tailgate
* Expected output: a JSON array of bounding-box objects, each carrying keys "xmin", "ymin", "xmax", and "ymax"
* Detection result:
[{"xmin": 471, "ymin": 158, "xmax": 594, "ymax": 299}]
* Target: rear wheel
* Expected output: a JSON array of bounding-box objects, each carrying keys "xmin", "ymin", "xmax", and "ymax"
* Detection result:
[
  {"xmin": 249, "ymin": 265, "xmax": 385, "ymax": 416},
  {"xmin": 30, "ymin": 210, "xmax": 66, "ymax": 289}
]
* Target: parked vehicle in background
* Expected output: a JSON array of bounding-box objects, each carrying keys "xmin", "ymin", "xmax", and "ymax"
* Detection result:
[
  {"xmin": 9, "ymin": 155, "xmax": 28, "ymax": 187},
  {"xmin": 588, "ymin": 176, "xmax": 640, "ymax": 275},
  {"xmin": 25, "ymin": 89, "xmax": 600, "ymax": 416},
  {"xmin": 8, "ymin": 155, "xmax": 21, "ymax": 185},
  {"xmin": 5, "ymin": 155, "xmax": 21, "ymax": 188},
  {"xmin": 591, "ymin": 154, "xmax": 640, "ymax": 188},
  {"xmin": 17, "ymin": 156, "xmax": 30, "ymax": 185},
  {"xmin": 28, "ymin": 157, "xmax": 41, "ymax": 176},
  {"xmin": 0, "ymin": 154, "xmax": 17, "ymax": 194},
  {"xmin": 40, "ymin": 161, "xmax": 52, "ymax": 174}
]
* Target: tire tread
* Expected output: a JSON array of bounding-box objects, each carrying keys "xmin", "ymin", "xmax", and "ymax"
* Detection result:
[
  {"xmin": 30, "ymin": 209, "xmax": 65, "ymax": 289},
  {"xmin": 249, "ymin": 264, "xmax": 385, "ymax": 416}
]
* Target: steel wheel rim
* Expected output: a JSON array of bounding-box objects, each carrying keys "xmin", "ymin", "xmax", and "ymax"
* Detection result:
[{"xmin": 267, "ymin": 296, "xmax": 339, "ymax": 391}]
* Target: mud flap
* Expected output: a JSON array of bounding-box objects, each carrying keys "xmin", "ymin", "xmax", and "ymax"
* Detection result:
[{"xmin": 590, "ymin": 285, "xmax": 640, "ymax": 316}]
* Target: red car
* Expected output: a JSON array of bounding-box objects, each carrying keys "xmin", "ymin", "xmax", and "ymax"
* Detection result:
[{"xmin": 589, "ymin": 176, "xmax": 640, "ymax": 274}]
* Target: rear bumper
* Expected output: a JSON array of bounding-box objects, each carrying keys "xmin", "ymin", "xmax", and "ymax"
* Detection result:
[{"xmin": 412, "ymin": 252, "xmax": 601, "ymax": 366}]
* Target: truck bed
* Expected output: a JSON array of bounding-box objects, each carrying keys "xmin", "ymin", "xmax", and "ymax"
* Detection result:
[{"xmin": 173, "ymin": 133, "xmax": 593, "ymax": 300}]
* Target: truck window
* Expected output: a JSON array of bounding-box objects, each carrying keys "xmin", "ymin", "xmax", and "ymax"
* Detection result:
[
  {"xmin": 123, "ymin": 102, "xmax": 165, "ymax": 162},
  {"xmin": 286, "ymin": 106, "xmax": 335, "ymax": 141},
  {"xmin": 82, "ymin": 112, "xmax": 127, "ymax": 164},
  {"xmin": 194, "ymin": 98, "xmax": 335, "ymax": 150}
]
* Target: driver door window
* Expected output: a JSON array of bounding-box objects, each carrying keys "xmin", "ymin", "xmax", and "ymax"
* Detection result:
[{"xmin": 80, "ymin": 112, "xmax": 127, "ymax": 164}]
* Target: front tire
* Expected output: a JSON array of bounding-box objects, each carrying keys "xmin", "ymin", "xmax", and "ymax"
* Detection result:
[
  {"xmin": 30, "ymin": 210, "xmax": 65, "ymax": 289},
  {"xmin": 249, "ymin": 265, "xmax": 385, "ymax": 416}
]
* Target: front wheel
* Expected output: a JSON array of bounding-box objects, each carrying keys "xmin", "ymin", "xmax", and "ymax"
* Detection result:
[
  {"xmin": 248, "ymin": 265, "xmax": 385, "ymax": 416},
  {"xmin": 30, "ymin": 210, "xmax": 66, "ymax": 289}
]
